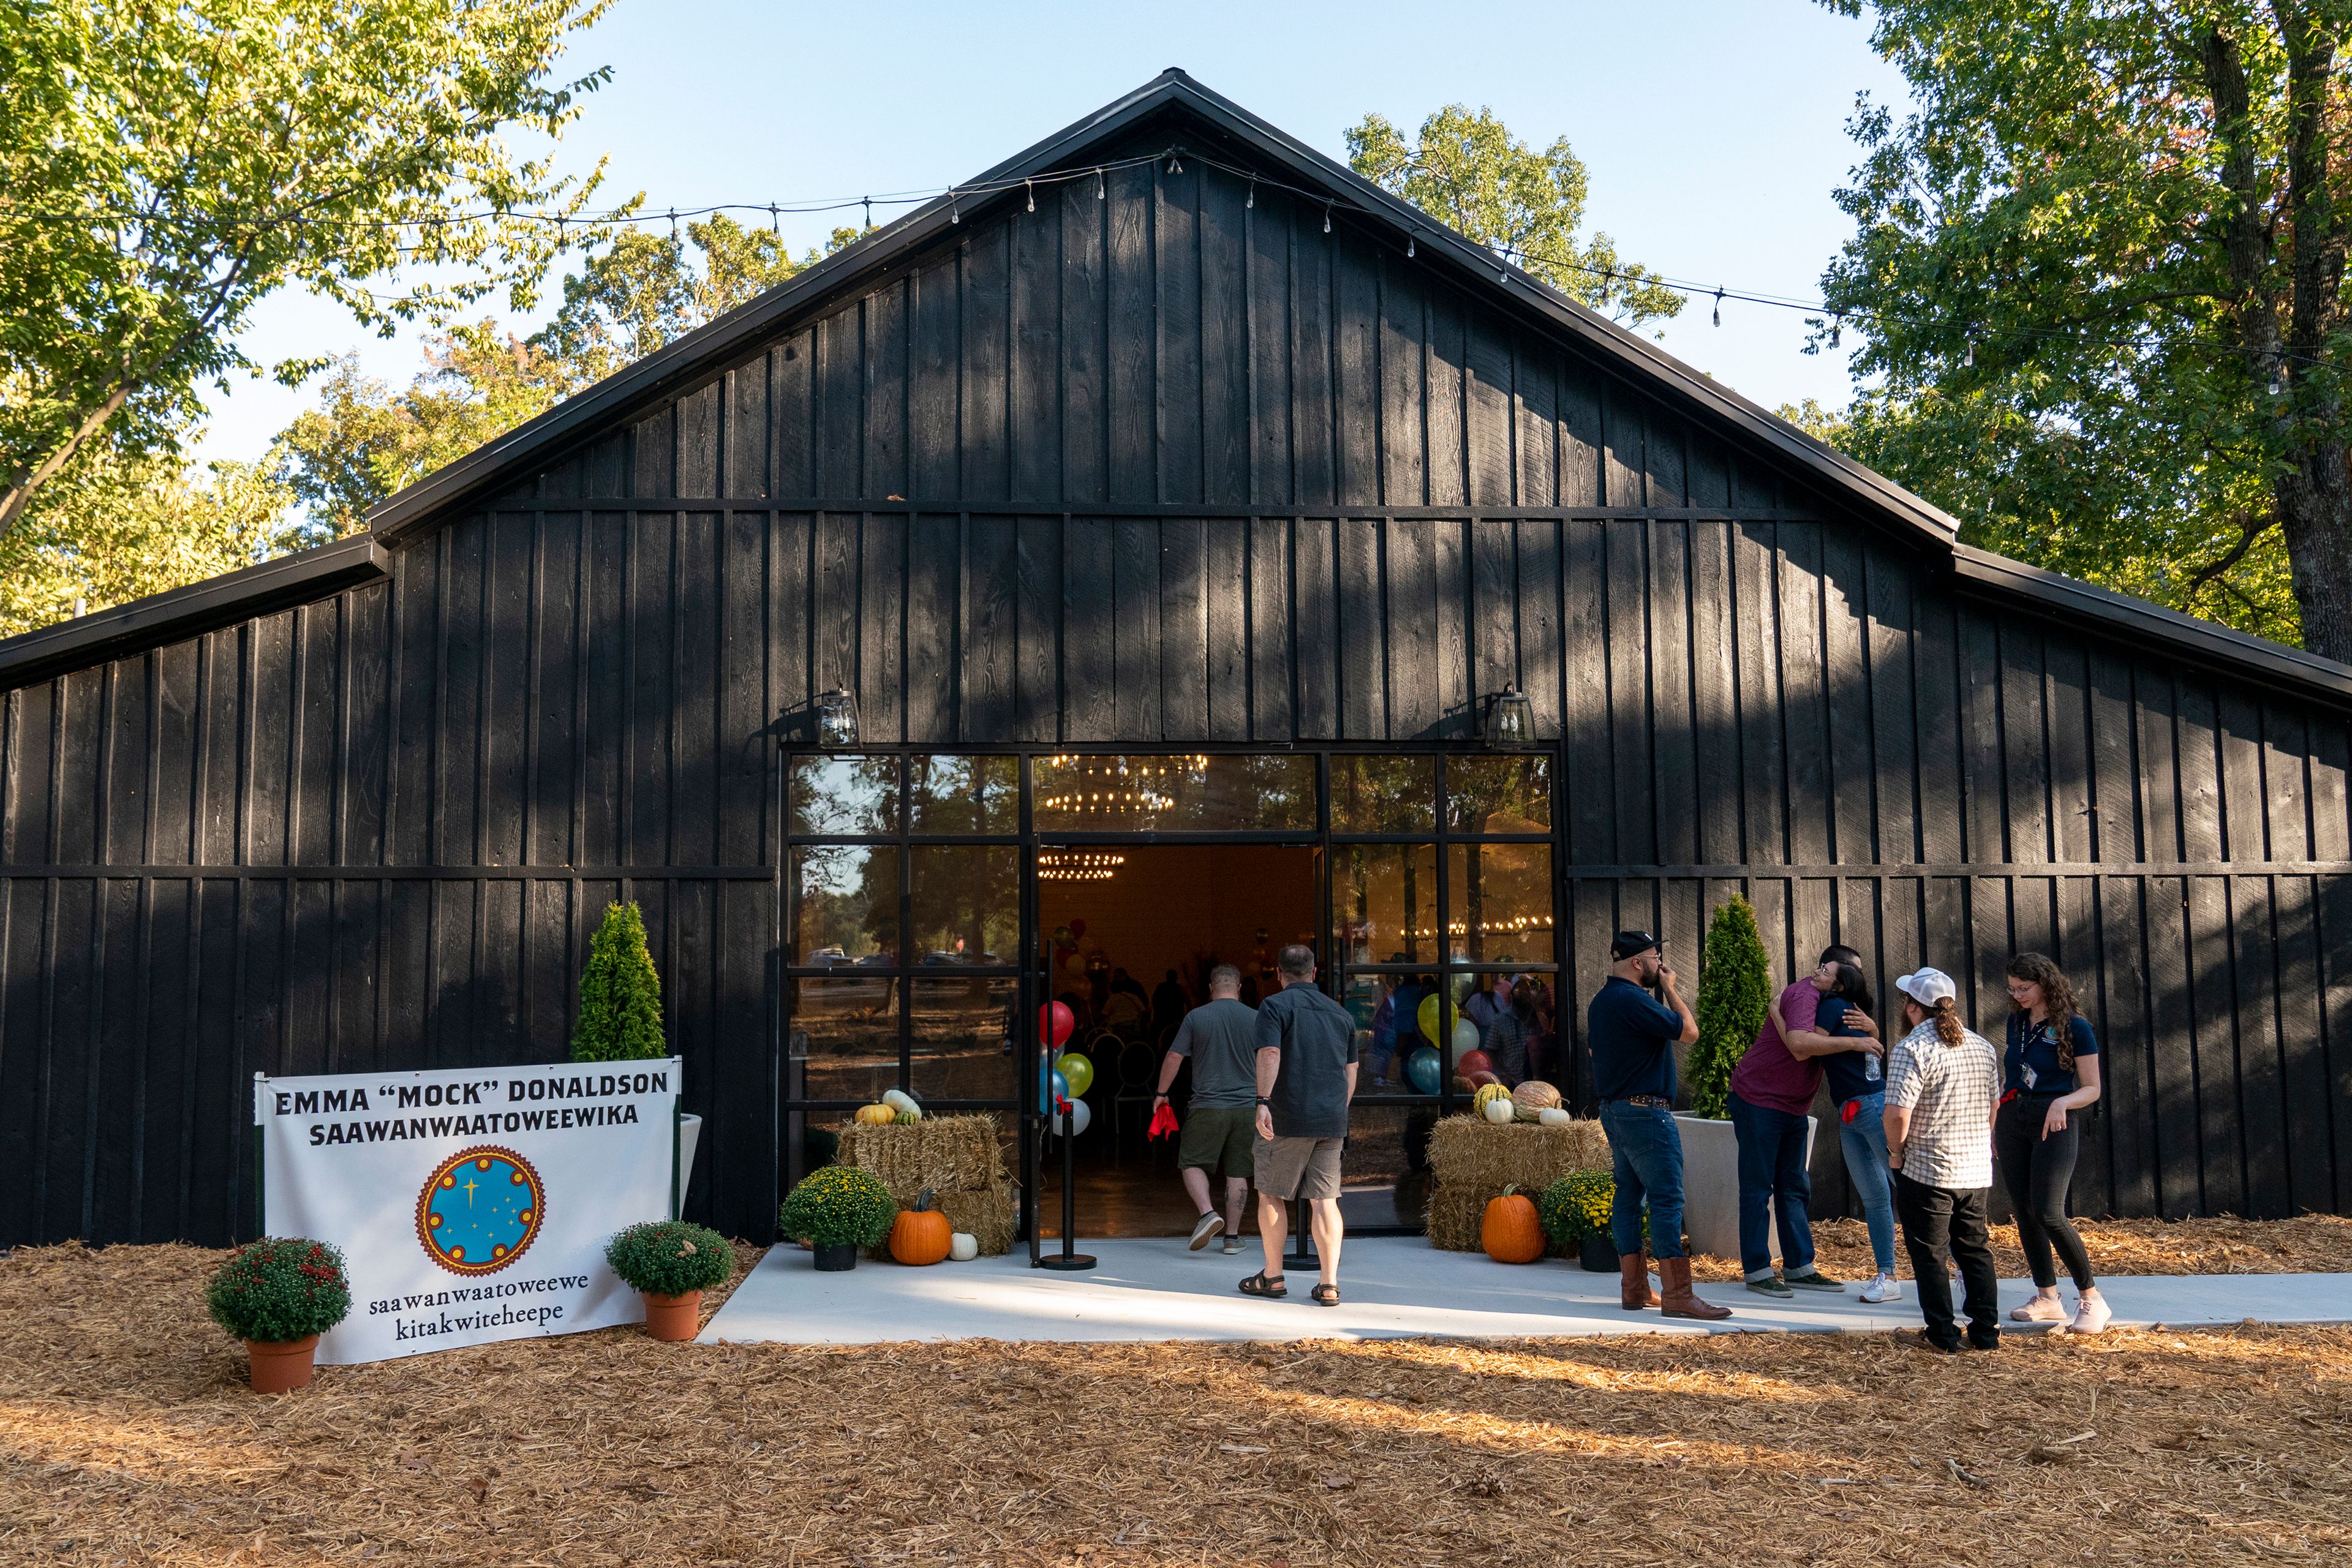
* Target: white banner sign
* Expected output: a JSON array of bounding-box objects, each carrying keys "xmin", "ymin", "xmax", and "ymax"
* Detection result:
[{"xmin": 256, "ymin": 1059, "xmax": 679, "ymax": 1365}]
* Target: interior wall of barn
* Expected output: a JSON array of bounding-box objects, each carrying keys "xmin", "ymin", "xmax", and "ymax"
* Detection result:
[{"xmin": 3, "ymin": 130, "xmax": 2348, "ymax": 1245}]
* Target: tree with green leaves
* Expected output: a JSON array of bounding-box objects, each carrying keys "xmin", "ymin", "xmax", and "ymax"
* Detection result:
[
  {"xmin": 1686, "ymin": 895, "xmax": 1772, "ymax": 1120},
  {"xmin": 0, "ymin": 442, "xmax": 290, "ymax": 638},
  {"xmin": 572, "ymin": 902, "xmax": 665, "ymax": 1063},
  {"xmin": 0, "ymin": 0, "xmax": 616, "ymax": 540},
  {"xmin": 1815, "ymin": 1, "xmax": 2352, "ymax": 655},
  {"xmin": 1347, "ymin": 105, "xmax": 1683, "ymax": 327}
]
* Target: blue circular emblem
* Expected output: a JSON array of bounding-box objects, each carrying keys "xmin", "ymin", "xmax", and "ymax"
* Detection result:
[{"xmin": 416, "ymin": 1146, "xmax": 545, "ymax": 1276}]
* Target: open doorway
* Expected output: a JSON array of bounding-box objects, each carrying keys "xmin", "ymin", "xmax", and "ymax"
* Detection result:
[{"xmin": 1035, "ymin": 843, "xmax": 1316, "ymax": 1239}]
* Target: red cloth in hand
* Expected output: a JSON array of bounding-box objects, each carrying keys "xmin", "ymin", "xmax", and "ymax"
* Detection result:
[{"xmin": 1147, "ymin": 1102, "xmax": 1180, "ymax": 1140}]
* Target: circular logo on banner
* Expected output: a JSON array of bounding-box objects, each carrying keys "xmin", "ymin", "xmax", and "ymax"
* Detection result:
[{"xmin": 415, "ymin": 1146, "xmax": 545, "ymax": 1276}]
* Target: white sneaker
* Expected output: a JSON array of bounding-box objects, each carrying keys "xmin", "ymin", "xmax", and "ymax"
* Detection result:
[
  {"xmin": 1860, "ymin": 1273, "xmax": 1901, "ymax": 1303},
  {"xmin": 2072, "ymin": 1292, "xmax": 2113, "ymax": 1336},
  {"xmin": 2011, "ymin": 1292, "xmax": 2068, "ymax": 1324}
]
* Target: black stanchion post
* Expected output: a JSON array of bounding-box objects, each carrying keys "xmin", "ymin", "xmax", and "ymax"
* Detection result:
[{"xmin": 1035, "ymin": 1104, "xmax": 1095, "ymax": 1272}]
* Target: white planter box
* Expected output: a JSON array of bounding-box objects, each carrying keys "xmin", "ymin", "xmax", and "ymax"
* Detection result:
[{"xmin": 1674, "ymin": 1112, "xmax": 1815, "ymax": 1265}]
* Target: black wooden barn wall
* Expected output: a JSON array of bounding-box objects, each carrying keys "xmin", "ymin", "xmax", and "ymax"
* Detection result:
[{"xmin": 4, "ymin": 146, "xmax": 2349, "ymax": 1246}]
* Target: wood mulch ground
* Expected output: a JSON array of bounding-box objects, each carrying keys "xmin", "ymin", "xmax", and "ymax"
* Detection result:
[
  {"xmin": 3, "ymin": 1232, "xmax": 2348, "ymax": 1567},
  {"xmin": 1686, "ymin": 1212, "xmax": 2352, "ymax": 1281}
]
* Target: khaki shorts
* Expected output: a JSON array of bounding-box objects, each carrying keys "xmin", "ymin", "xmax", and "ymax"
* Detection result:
[
  {"xmin": 1254, "ymin": 1134, "xmax": 1344, "ymax": 1200},
  {"xmin": 1177, "ymin": 1105, "xmax": 1257, "ymax": 1179}
]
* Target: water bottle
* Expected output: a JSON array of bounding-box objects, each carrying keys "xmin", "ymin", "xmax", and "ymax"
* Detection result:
[{"xmin": 1865, "ymin": 1046, "xmax": 1881, "ymax": 1082}]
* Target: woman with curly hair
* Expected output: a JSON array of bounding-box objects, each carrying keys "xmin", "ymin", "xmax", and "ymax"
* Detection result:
[{"xmin": 1999, "ymin": 952, "xmax": 2108, "ymax": 1335}]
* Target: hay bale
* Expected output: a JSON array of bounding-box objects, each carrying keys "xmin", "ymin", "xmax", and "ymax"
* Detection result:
[
  {"xmin": 830, "ymin": 1114, "xmax": 1017, "ymax": 1256},
  {"xmin": 1424, "ymin": 1114, "xmax": 1610, "ymax": 1251}
]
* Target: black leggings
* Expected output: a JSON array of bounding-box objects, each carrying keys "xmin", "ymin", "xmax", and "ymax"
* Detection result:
[{"xmin": 1995, "ymin": 1097, "xmax": 2095, "ymax": 1291}]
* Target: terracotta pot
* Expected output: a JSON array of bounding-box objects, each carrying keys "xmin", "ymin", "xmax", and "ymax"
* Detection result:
[
  {"xmin": 813, "ymin": 1243, "xmax": 857, "ymax": 1272},
  {"xmin": 246, "ymin": 1334, "xmax": 320, "ymax": 1394},
  {"xmin": 643, "ymin": 1289, "xmax": 701, "ymax": 1342}
]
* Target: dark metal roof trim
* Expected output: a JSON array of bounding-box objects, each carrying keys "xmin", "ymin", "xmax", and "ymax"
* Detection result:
[
  {"xmin": 1952, "ymin": 542, "xmax": 2352, "ymax": 707},
  {"xmin": 0, "ymin": 534, "xmax": 390, "ymax": 692},
  {"xmin": 364, "ymin": 69, "xmax": 1960, "ymax": 548}
]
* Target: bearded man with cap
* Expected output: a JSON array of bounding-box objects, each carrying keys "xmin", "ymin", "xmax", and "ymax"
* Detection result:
[
  {"xmin": 1586, "ymin": 930, "xmax": 1730, "ymax": 1321},
  {"xmin": 1883, "ymin": 966, "xmax": 2003, "ymax": 1352}
]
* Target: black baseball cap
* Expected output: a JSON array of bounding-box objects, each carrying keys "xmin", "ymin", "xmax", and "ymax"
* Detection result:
[{"xmin": 1611, "ymin": 930, "xmax": 1661, "ymax": 960}]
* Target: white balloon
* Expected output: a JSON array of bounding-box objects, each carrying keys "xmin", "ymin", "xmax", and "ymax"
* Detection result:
[
  {"xmin": 1051, "ymin": 1098, "xmax": 1092, "ymax": 1137},
  {"xmin": 1449, "ymin": 1019, "xmax": 1482, "ymax": 1064}
]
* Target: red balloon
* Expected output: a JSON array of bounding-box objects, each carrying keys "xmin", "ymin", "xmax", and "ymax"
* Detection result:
[
  {"xmin": 1069, "ymin": 918, "xmax": 1087, "ymax": 938},
  {"xmin": 1039, "ymin": 1000, "xmax": 1075, "ymax": 1049},
  {"xmin": 1456, "ymin": 1049, "xmax": 1494, "ymax": 1079}
]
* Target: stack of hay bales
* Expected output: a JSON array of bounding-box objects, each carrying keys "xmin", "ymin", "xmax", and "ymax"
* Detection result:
[
  {"xmin": 831, "ymin": 1114, "xmax": 1017, "ymax": 1255},
  {"xmin": 1425, "ymin": 1114, "xmax": 1611, "ymax": 1251}
]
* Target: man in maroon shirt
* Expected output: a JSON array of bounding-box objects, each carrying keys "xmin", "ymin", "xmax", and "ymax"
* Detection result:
[{"xmin": 1728, "ymin": 943, "xmax": 1883, "ymax": 1295}]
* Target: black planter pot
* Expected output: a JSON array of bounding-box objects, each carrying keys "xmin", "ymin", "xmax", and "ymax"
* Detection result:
[
  {"xmin": 1578, "ymin": 1236, "xmax": 1620, "ymax": 1273},
  {"xmin": 813, "ymin": 1243, "xmax": 858, "ymax": 1272}
]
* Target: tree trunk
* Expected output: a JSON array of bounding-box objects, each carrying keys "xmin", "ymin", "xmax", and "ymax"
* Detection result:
[{"xmin": 2277, "ymin": 444, "xmax": 2352, "ymax": 665}]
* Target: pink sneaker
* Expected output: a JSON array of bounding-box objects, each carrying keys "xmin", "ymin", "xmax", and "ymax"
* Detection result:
[
  {"xmin": 2071, "ymin": 1292, "xmax": 2113, "ymax": 1336},
  {"xmin": 2010, "ymin": 1292, "xmax": 2067, "ymax": 1323}
]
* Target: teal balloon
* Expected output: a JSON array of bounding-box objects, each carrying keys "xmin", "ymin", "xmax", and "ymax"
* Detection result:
[
  {"xmin": 1056, "ymin": 1051, "xmax": 1095, "ymax": 1098},
  {"xmin": 1404, "ymin": 1046, "xmax": 1441, "ymax": 1095}
]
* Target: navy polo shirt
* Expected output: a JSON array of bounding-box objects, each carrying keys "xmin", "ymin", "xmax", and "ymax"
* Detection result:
[
  {"xmin": 1586, "ymin": 976, "xmax": 1685, "ymax": 1101},
  {"xmin": 1816, "ymin": 995, "xmax": 1883, "ymax": 1104},
  {"xmin": 2005, "ymin": 1012, "xmax": 2099, "ymax": 1096}
]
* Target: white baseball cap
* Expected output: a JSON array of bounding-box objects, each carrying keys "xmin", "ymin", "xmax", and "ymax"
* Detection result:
[{"xmin": 1895, "ymin": 968, "xmax": 1956, "ymax": 1008}]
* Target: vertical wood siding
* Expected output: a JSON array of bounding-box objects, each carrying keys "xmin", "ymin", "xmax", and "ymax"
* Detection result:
[{"xmin": 4, "ymin": 150, "xmax": 2349, "ymax": 1243}]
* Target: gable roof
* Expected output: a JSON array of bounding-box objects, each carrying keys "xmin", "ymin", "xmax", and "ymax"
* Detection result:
[
  {"xmin": 366, "ymin": 67, "xmax": 1962, "ymax": 548},
  {"xmin": 2, "ymin": 70, "xmax": 2347, "ymax": 710}
]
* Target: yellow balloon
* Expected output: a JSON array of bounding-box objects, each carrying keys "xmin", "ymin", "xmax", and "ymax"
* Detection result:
[
  {"xmin": 1055, "ymin": 1051, "xmax": 1095, "ymax": 1098},
  {"xmin": 1416, "ymin": 993, "xmax": 1458, "ymax": 1046}
]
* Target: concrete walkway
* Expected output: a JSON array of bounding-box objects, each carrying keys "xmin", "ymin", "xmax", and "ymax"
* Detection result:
[{"xmin": 702, "ymin": 1236, "xmax": 2352, "ymax": 1346}]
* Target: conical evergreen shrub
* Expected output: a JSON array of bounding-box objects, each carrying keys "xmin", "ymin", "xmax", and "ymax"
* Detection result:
[
  {"xmin": 572, "ymin": 902, "xmax": 666, "ymax": 1062},
  {"xmin": 1685, "ymin": 894, "xmax": 1771, "ymax": 1119}
]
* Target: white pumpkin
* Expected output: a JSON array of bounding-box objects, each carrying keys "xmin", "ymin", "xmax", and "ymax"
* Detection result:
[
  {"xmin": 1481, "ymin": 1096, "xmax": 1516, "ymax": 1125},
  {"xmin": 1537, "ymin": 1106, "xmax": 1573, "ymax": 1127},
  {"xmin": 882, "ymin": 1088, "xmax": 919, "ymax": 1116},
  {"xmin": 948, "ymin": 1232, "xmax": 979, "ymax": 1262}
]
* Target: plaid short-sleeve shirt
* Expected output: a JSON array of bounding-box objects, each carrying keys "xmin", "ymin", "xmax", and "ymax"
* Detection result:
[{"xmin": 1883, "ymin": 1020, "xmax": 2000, "ymax": 1190}]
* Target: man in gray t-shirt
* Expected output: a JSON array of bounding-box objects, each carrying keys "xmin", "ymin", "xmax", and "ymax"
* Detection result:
[{"xmin": 1155, "ymin": 965, "xmax": 1259, "ymax": 1253}]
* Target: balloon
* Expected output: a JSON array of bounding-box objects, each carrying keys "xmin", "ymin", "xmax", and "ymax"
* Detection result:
[
  {"xmin": 1455, "ymin": 1046, "xmax": 1492, "ymax": 1079},
  {"xmin": 1404, "ymin": 1046, "xmax": 1442, "ymax": 1095},
  {"xmin": 1065, "ymin": 953, "xmax": 1087, "ymax": 976},
  {"xmin": 1069, "ymin": 918, "xmax": 1087, "ymax": 938},
  {"xmin": 1055, "ymin": 1050, "xmax": 1095, "ymax": 1098},
  {"xmin": 1050, "ymin": 1097, "xmax": 1092, "ymax": 1136},
  {"xmin": 1054, "ymin": 925, "xmax": 1074, "ymax": 947},
  {"xmin": 1450, "ymin": 1020, "xmax": 1482, "ymax": 1064},
  {"xmin": 1050, "ymin": 1069, "xmax": 1069, "ymax": 1102},
  {"xmin": 1465, "ymin": 1069, "xmax": 1499, "ymax": 1090},
  {"xmin": 1039, "ymin": 1000, "xmax": 1075, "ymax": 1049},
  {"xmin": 1416, "ymin": 993, "xmax": 1460, "ymax": 1046}
]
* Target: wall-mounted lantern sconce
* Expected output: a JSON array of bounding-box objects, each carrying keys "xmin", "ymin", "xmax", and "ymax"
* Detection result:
[
  {"xmin": 815, "ymin": 687, "xmax": 860, "ymax": 750},
  {"xmin": 1483, "ymin": 684, "xmax": 1535, "ymax": 750}
]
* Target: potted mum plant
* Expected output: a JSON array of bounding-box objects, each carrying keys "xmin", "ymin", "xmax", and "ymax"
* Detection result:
[
  {"xmin": 606, "ymin": 1220, "xmax": 734, "ymax": 1341},
  {"xmin": 780, "ymin": 1165, "xmax": 897, "ymax": 1270},
  {"xmin": 205, "ymin": 1237, "xmax": 352, "ymax": 1392},
  {"xmin": 1540, "ymin": 1169, "xmax": 1627, "ymax": 1273}
]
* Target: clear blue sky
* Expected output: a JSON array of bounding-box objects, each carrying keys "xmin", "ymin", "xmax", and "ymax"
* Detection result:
[{"xmin": 198, "ymin": 0, "xmax": 1907, "ymax": 467}]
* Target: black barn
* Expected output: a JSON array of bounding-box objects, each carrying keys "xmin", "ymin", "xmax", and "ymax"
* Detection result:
[{"xmin": 4, "ymin": 70, "xmax": 2350, "ymax": 1250}]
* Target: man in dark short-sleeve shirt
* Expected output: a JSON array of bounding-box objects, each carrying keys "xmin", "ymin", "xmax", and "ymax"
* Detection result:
[
  {"xmin": 1240, "ymin": 945, "xmax": 1357, "ymax": 1306},
  {"xmin": 1585, "ymin": 930, "xmax": 1730, "ymax": 1321}
]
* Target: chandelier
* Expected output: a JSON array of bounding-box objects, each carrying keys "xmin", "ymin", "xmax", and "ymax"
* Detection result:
[
  {"xmin": 1037, "ymin": 851, "xmax": 1125, "ymax": 882},
  {"xmin": 1036, "ymin": 755, "xmax": 1210, "ymax": 815}
]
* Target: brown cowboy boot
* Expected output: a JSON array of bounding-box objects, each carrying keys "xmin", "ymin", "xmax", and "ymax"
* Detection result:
[
  {"xmin": 1619, "ymin": 1253, "xmax": 1660, "ymax": 1311},
  {"xmin": 1659, "ymin": 1256, "xmax": 1732, "ymax": 1321}
]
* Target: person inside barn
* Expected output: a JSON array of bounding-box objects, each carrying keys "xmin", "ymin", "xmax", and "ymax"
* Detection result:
[
  {"xmin": 1588, "ymin": 931, "xmax": 1729, "ymax": 1320},
  {"xmin": 1478, "ymin": 978, "xmax": 1539, "ymax": 1087},
  {"xmin": 1730, "ymin": 944, "xmax": 1883, "ymax": 1297},
  {"xmin": 1884, "ymin": 967, "xmax": 2004, "ymax": 1353},
  {"xmin": 1998, "ymin": 953, "xmax": 2110, "ymax": 1335}
]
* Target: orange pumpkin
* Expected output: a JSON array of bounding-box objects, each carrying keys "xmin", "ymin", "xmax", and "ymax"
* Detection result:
[
  {"xmin": 888, "ymin": 1188, "xmax": 953, "ymax": 1265},
  {"xmin": 1480, "ymin": 1184, "xmax": 1545, "ymax": 1264}
]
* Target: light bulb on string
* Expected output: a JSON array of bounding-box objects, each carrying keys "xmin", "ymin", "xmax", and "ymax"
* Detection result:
[
  {"xmin": 1245, "ymin": 176, "xmax": 1255, "ymax": 210},
  {"xmin": 1406, "ymin": 235, "xmax": 1415, "ymax": 258},
  {"xmin": 1025, "ymin": 179, "xmax": 1035, "ymax": 214},
  {"xmin": 1096, "ymin": 167, "xmax": 1105, "ymax": 200},
  {"xmin": 950, "ymin": 190, "xmax": 959, "ymax": 224},
  {"xmin": 1713, "ymin": 288, "xmax": 1722, "ymax": 328},
  {"xmin": 1323, "ymin": 202, "xmax": 1332, "ymax": 235}
]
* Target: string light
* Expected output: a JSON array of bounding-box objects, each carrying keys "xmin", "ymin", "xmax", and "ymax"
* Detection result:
[
  {"xmin": 949, "ymin": 190, "xmax": 959, "ymax": 224},
  {"xmin": 1245, "ymin": 175, "xmax": 1255, "ymax": 210},
  {"xmin": 1096, "ymin": 167, "xmax": 1105, "ymax": 200},
  {"xmin": 1025, "ymin": 178, "xmax": 1035, "ymax": 214},
  {"xmin": 1323, "ymin": 202, "xmax": 1332, "ymax": 235},
  {"xmin": 1037, "ymin": 851, "xmax": 1125, "ymax": 882},
  {"xmin": 1406, "ymin": 234, "xmax": 1415, "ymax": 258},
  {"xmin": 769, "ymin": 204, "xmax": 779, "ymax": 236},
  {"xmin": 1713, "ymin": 287, "xmax": 1722, "ymax": 327}
]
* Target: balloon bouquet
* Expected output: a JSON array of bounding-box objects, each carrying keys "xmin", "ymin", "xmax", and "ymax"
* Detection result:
[
  {"xmin": 1035, "ymin": 997, "xmax": 1096, "ymax": 1270},
  {"xmin": 1403, "ymin": 992, "xmax": 1490, "ymax": 1096}
]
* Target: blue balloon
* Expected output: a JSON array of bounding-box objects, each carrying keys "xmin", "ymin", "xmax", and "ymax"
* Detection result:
[
  {"xmin": 1051, "ymin": 1069, "xmax": 1070, "ymax": 1102},
  {"xmin": 1404, "ymin": 1046, "xmax": 1442, "ymax": 1096}
]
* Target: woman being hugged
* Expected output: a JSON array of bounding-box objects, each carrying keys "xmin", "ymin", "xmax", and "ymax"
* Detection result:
[{"xmin": 1999, "ymin": 953, "xmax": 2109, "ymax": 1335}]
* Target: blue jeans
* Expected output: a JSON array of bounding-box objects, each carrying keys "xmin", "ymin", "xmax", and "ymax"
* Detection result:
[
  {"xmin": 1729, "ymin": 1091, "xmax": 1815, "ymax": 1279},
  {"xmin": 1598, "ymin": 1101, "xmax": 1684, "ymax": 1259},
  {"xmin": 1837, "ymin": 1091, "xmax": 1897, "ymax": 1275}
]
